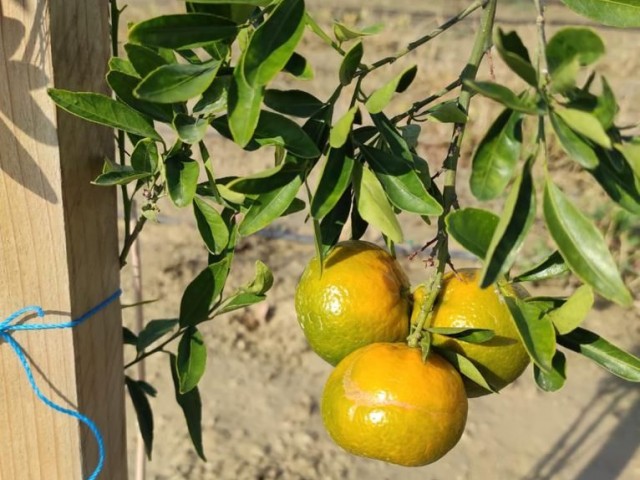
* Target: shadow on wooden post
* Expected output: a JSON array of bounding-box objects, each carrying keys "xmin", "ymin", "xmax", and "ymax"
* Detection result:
[{"xmin": 0, "ymin": 1, "xmax": 127, "ymax": 478}]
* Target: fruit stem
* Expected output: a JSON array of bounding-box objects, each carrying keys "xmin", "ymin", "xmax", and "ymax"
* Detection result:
[{"xmin": 407, "ymin": 271, "xmax": 442, "ymax": 348}]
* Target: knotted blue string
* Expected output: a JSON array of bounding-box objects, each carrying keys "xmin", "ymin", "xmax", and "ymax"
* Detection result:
[{"xmin": 0, "ymin": 289, "xmax": 122, "ymax": 480}]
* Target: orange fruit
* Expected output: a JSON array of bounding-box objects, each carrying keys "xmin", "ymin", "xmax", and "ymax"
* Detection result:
[
  {"xmin": 295, "ymin": 240, "xmax": 410, "ymax": 365},
  {"xmin": 412, "ymin": 268, "xmax": 530, "ymax": 397},
  {"xmin": 321, "ymin": 342, "xmax": 468, "ymax": 466}
]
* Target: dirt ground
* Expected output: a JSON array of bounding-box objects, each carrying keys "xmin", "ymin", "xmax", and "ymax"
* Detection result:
[{"xmin": 119, "ymin": 1, "xmax": 640, "ymax": 479}]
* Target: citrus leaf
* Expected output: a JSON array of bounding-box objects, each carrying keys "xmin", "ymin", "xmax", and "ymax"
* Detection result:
[
  {"xmin": 128, "ymin": 14, "xmax": 238, "ymax": 50},
  {"xmin": 333, "ymin": 21, "xmax": 383, "ymax": 42},
  {"xmin": 470, "ymin": 108, "xmax": 523, "ymax": 200},
  {"xmin": 546, "ymin": 27, "xmax": 605, "ymax": 72},
  {"xmin": 534, "ymin": 351, "xmax": 567, "ymax": 392},
  {"xmin": 330, "ymin": 106, "xmax": 358, "ymax": 148},
  {"xmin": 360, "ymin": 145, "xmax": 442, "ymax": 216},
  {"xmin": 311, "ymin": 147, "xmax": 354, "ymax": 219},
  {"xmin": 543, "ymin": 179, "xmax": 632, "ymax": 306},
  {"xmin": 123, "ymin": 327, "xmax": 138, "ymax": 346},
  {"xmin": 558, "ymin": 328, "xmax": 640, "ymax": 381},
  {"xmin": 241, "ymin": 260, "xmax": 274, "ymax": 295},
  {"xmin": 93, "ymin": 168, "xmax": 152, "ymax": 186},
  {"xmin": 226, "ymin": 163, "xmax": 299, "ymax": 194},
  {"xmin": 352, "ymin": 162, "xmax": 403, "ymax": 242},
  {"xmin": 228, "ymin": 55, "xmax": 264, "ymax": 147},
  {"xmin": 425, "ymin": 327, "xmax": 495, "ymax": 344},
  {"xmin": 135, "ymin": 61, "xmax": 221, "ymax": 103},
  {"xmin": 463, "ymin": 80, "xmax": 540, "ymax": 114},
  {"xmin": 283, "ymin": 51, "xmax": 314, "ymax": 80},
  {"xmin": 173, "ymin": 114, "xmax": 209, "ymax": 144},
  {"xmin": 47, "ymin": 89, "xmax": 161, "ymax": 140},
  {"xmin": 420, "ymin": 331, "xmax": 432, "ymax": 362},
  {"xmin": 177, "ymin": 328, "xmax": 207, "ymax": 394},
  {"xmin": 124, "ymin": 43, "xmax": 172, "ymax": 77},
  {"xmin": 137, "ymin": 319, "xmax": 179, "ymax": 353},
  {"xmin": 318, "ymin": 189, "xmax": 352, "ymax": 254},
  {"xmin": 244, "ymin": 0, "xmax": 305, "ymax": 86},
  {"xmin": 106, "ymin": 71, "xmax": 174, "ymax": 122},
  {"xmin": 125, "ymin": 377, "xmax": 154, "ymax": 459},
  {"xmin": 548, "ymin": 285, "xmax": 594, "ymax": 335},
  {"xmin": 131, "ymin": 138, "xmax": 159, "ymax": 174},
  {"xmin": 555, "ymin": 107, "xmax": 611, "ymax": 148},
  {"xmin": 436, "ymin": 348, "xmax": 498, "ymax": 394},
  {"xmin": 558, "ymin": 0, "xmax": 640, "ymax": 28},
  {"xmin": 166, "ymin": 155, "xmax": 199, "ymax": 208},
  {"xmin": 339, "ymin": 41, "xmax": 363, "ymax": 86},
  {"xmin": 423, "ymin": 101, "xmax": 468, "ymax": 123},
  {"xmin": 588, "ymin": 147, "xmax": 640, "ymax": 215},
  {"xmin": 169, "ymin": 355, "xmax": 206, "ymax": 460},
  {"xmin": 264, "ymin": 89, "xmax": 324, "ymax": 117},
  {"xmin": 109, "ymin": 56, "xmax": 139, "ymax": 76},
  {"xmin": 549, "ymin": 111, "xmax": 599, "ymax": 168},
  {"xmin": 239, "ymin": 175, "xmax": 303, "ymax": 236},
  {"xmin": 494, "ymin": 28, "xmax": 537, "ymax": 86},
  {"xmin": 193, "ymin": 197, "xmax": 230, "ymax": 254},
  {"xmin": 365, "ymin": 65, "xmax": 417, "ymax": 114},
  {"xmin": 218, "ymin": 293, "xmax": 266, "ymax": 314},
  {"xmin": 446, "ymin": 208, "xmax": 499, "ymax": 259},
  {"xmin": 179, "ymin": 258, "xmax": 231, "ymax": 327},
  {"xmin": 504, "ymin": 297, "xmax": 556, "ymax": 372},
  {"xmin": 480, "ymin": 159, "xmax": 536, "ymax": 288},
  {"xmin": 253, "ymin": 111, "xmax": 321, "ymax": 158},
  {"xmin": 513, "ymin": 251, "xmax": 569, "ymax": 282},
  {"xmin": 185, "ymin": 0, "xmax": 270, "ymax": 5}
]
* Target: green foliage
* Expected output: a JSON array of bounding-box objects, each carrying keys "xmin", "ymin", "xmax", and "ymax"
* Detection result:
[{"xmin": 47, "ymin": 0, "xmax": 640, "ymax": 463}]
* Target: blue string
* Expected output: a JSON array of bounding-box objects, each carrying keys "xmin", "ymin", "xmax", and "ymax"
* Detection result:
[{"xmin": 0, "ymin": 289, "xmax": 122, "ymax": 480}]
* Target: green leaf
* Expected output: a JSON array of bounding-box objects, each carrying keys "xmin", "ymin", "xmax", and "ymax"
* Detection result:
[
  {"xmin": 123, "ymin": 327, "xmax": 138, "ymax": 346},
  {"xmin": 445, "ymin": 208, "xmax": 500, "ymax": 259},
  {"xmin": 594, "ymin": 77, "xmax": 617, "ymax": 130},
  {"xmin": 546, "ymin": 27, "xmax": 605, "ymax": 73},
  {"xmin": 173, "ymin": 114, "xmax": 210, "ymax": 144},
  {"xmin": 435, "ymin": 348, "xmax": 498, "ymax": 394},
  {"xmin": 131, "ymin": 138, "xmax": 159, "ymax": 173},
  {"xmin": 194, "ymin": 197, "xmax": 230, "ymax": 254},
  {"xmin": 425, "ymin": 327, "xmax": 495, "ymax": 344},
  {"xmin": 513, "ymin": 251, "xmax": 569, "ymax": 282},
  {"xmin": 107, "ymin": 71, "xmax": 175, "ymax": 123},
  {"xmin": 365, "ymin": 65, "xmax": 417, "ymax": 114},
  {"xmin": 494, "ymin": 29, "xmax": 537, "ymax": 86},
  {"xmin": 588, "ymin": 147, "xmax": 640, "ymax": 215},
  {"xmin": 558, "ymin": 0, "xmax": 640, "ymax": 28},
  {"xmin": 125, "ymin": 376, "xmax": 154, "ymax": 459},
  {"xmin": 555, "ymin": 107, "xmax": 611, "ymax": 148},
  {"xmin": 318, "ymin": 188, "xmax": 352, "ymax": 255},
  {"xmin": 179, "ymin": 258, "xmax": 231, "ymax": 327},
  {"xmin": 543, "ymin": 180, "xmax": 632, "ymax": 306},
  {"xmin": 504, "ymin": 297, "xmax": 556, "ymax": 372},
  {"xmin": 185, "ymin": 0, "xmax": 270, "ymax": 5},
  {"xmin": 243, "ymin": 0, "xmax": 305, "ymax": 86},
  {"xmin": 333, "ymin": 21, "xmax": 383, "ymax": 42},
  {"xmin": 470, "ymin": 109, "xmax": 523, "ymax": 200},
  {"xmin": 169, "ymin": 355, "xmax": 206, "ymax": 460},
  {"xmin": 534, "ymin": 351, "xmax": 567, "ymax": 392},
  {"xmin": 242, "ymin": 260, "xmax": 274, "ymax": 295},
  {"xmin": 423, "ymin": 101, "xmax": 468, "ymax": 123},
  {"xmin": 93, "ymin": 168, "xmax": 152, "ymax": 186},
  {"xmin": 352, "ymin": 162, "xmax": 403, "ymax": 243},
  {"xmin": 218, "ymin": 292, "xmax": 266, "ymax": 314},
  {"xmin": 129, "ymin": 14, "xmax": 238, "ymax": 50},
  {"xmin": 548, "ymin": 285, "xmax": 594, "ymax": 335},
  {"xmin": 253, "ymin": 111, "xmax": 321, "ymax": 158},
  {"xmin": 264, "ymin": 89, "xmax": 324, "ymax": 117},
  {"xmin": 124, "ymin": 43, "xmax": 172, "ymax": 78},
  {"xmin": 360, "ymin": 145, "xmax": 442, "ymax": 216},
  {"xmin": 558, "ymin": 328, "xmax": 640, "ymax": 381},
  {"xmin": 480, "ymin": 159, "xmax": 536, "ymax": 287},
  {"xmin": 549, "ymin": 56, "xmax": 581, "ymax": 94},
  {"xmin": 339, "ymin": 41, "xmax": 363, "ymax": 86},
  {"xmin": 228, "ymin": 55, "xmax": 265, "ymax": 147},
  {"xmin": 330, "ymin": 106, "xmax": 358, "ymax": 149},
  {"xmin": 463, "ymin": 80, "xmax": 540, "ymax": 114},
  {"xmin": 47, "ymin": 89, "xmax": 161, "ymax": 140},
  {"xmin": 135, "ymin": 61, "xmax": 221, "ymax": 103},
  {"xmin": 311, "ymin": 147, "xmax": 354, "ymax": 219},
  {"xmin": 177, "ymin": 328, "xmax": 207, "ymax": 394},
  {"xmin": 166, "ymin": 156, "xmax": 199, "ymax": 208},
  {"xmin": 283, "ymin": 52, "xmax": 314, "ymax": 80},
  {"xmin": 136, "ymin": 319, "xmax": 178, "ymax": 353},
  {"xmin": 194, "ymin": 75, "xmax": 231, "ymax": 115},
  {"xmin": 226, "ymin": 163, "xmax": 299, "ymax": 194},
  {"xmin": 239, "ymin": 175, "xmax": 303, "ymax": 236},
  {"xmin": 109, "ymin": 56, "xmax": 139, "ymax": 76},
  {"xmin": 549, "ymin": 111, "xmax": 599, "ymax": 168}
]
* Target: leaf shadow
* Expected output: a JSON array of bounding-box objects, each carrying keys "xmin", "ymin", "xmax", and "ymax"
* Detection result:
[{"xmin": 0, "ymin": 10, "xmax": 58, "ymax": 203}]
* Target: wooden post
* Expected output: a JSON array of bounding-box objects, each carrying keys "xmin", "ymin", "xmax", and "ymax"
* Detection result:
[{"xmin": 0, "ymin": 1, "xmax": 127, "ymax": 479}]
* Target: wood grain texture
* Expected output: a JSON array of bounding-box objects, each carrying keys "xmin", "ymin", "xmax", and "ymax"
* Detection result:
[{"xmin": 0, "ymin": 1, "xmax": 126, "ymax": 478}]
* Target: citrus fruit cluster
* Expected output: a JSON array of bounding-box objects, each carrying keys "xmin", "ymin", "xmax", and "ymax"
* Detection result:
[{"xmin": 295, "ymin": 240, "xmax": 530, "ymax": 467}]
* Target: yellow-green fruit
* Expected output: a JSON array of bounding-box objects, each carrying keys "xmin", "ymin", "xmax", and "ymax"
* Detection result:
[
  {"xmin": 322, "ymin": 342, "xmax": 468, "ymax": 466},
  {"xmin": 412, "ymin": 268, "xmax": 530, "ymax": 397},
  {"xmin": 295, "ymin": 240, "xmax": 410, "ymax": 365}
]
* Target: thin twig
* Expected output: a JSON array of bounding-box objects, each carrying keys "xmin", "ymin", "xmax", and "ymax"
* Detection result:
[
  {"xmin": 356, "ymin": 0, "xmax": 487, "ymax": 76},
  {"xmin": 392, "ymin": 78, "xmax": 462, "ymax": 123},
  {"xmin": 120, "ymin": 215, "xmax": 147, "ymax": 268}
]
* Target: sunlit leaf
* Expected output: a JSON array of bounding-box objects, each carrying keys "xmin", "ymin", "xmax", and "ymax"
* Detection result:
[
  {"xmin": 311, "ymin": 147, "xmax": 354, "ymax": 219},
  {"xmin": 333, "ymin": 21, "xmax": 383, "ymax": 42},
  {"xmin": 494, "ymin": 28, "xmax": 537, "ymax": 86},
  {"xmin": 330, "ymin": 106, "xmax": 357, "ymax": 148},
  {"xmin": 135, "ymin": 61, "xmax": 221, "ymax": 103},
  {"xmin": 446, "ymin": 208, "xmax": 499, "ymax": 259},
  {"xmin": 548, "ymin": 285, "xmax": 594, "ymax": 335},
  {"xmin": 555, "ymin": 107, "xmax": 611, "ymax": 148},
  {"xmin": 177, "ymin": 328, "xmax": 207, "ymax": 394},
  {"xmin": 558, "ymin": 0, "xmax": 640, "ymax": 28},
  {"xmin": 339, "ymin": 41, "xmax": 363, "ymax": 86},
  {"xmin": 549, "ymin": 111, "xmax": 599, "ymax": 168},
  {"xmin": 179, "ymin": 258, "xmax": 231, "ymax": 327},
  {"xmin": 546, "ymin": 27, "xmax": 605, "ymax": 72},
  {"xmin": 534, "ymin": 351, "xmax": 567, "ymax": 392},
  {"xmin": 513, "ymin": 251, "xmax": 569, "ymax": 282},
  {"xmin": 436, "ymin": 348, "xmax": 498, "ymax": 394},
  {"xmin": 193, "ymin": 197, "xmax": 230, "ymax": 254},
  {"xmin": 365, "ymin": 65, "xmax": 417, "ymax": 114},
  {"xmin": 463, "ymin": 80, "xmax": 540, "ymax": 114},
  {"xmin": 137, "ymin": 319, "xmax": 179, "ymax": 353}
]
